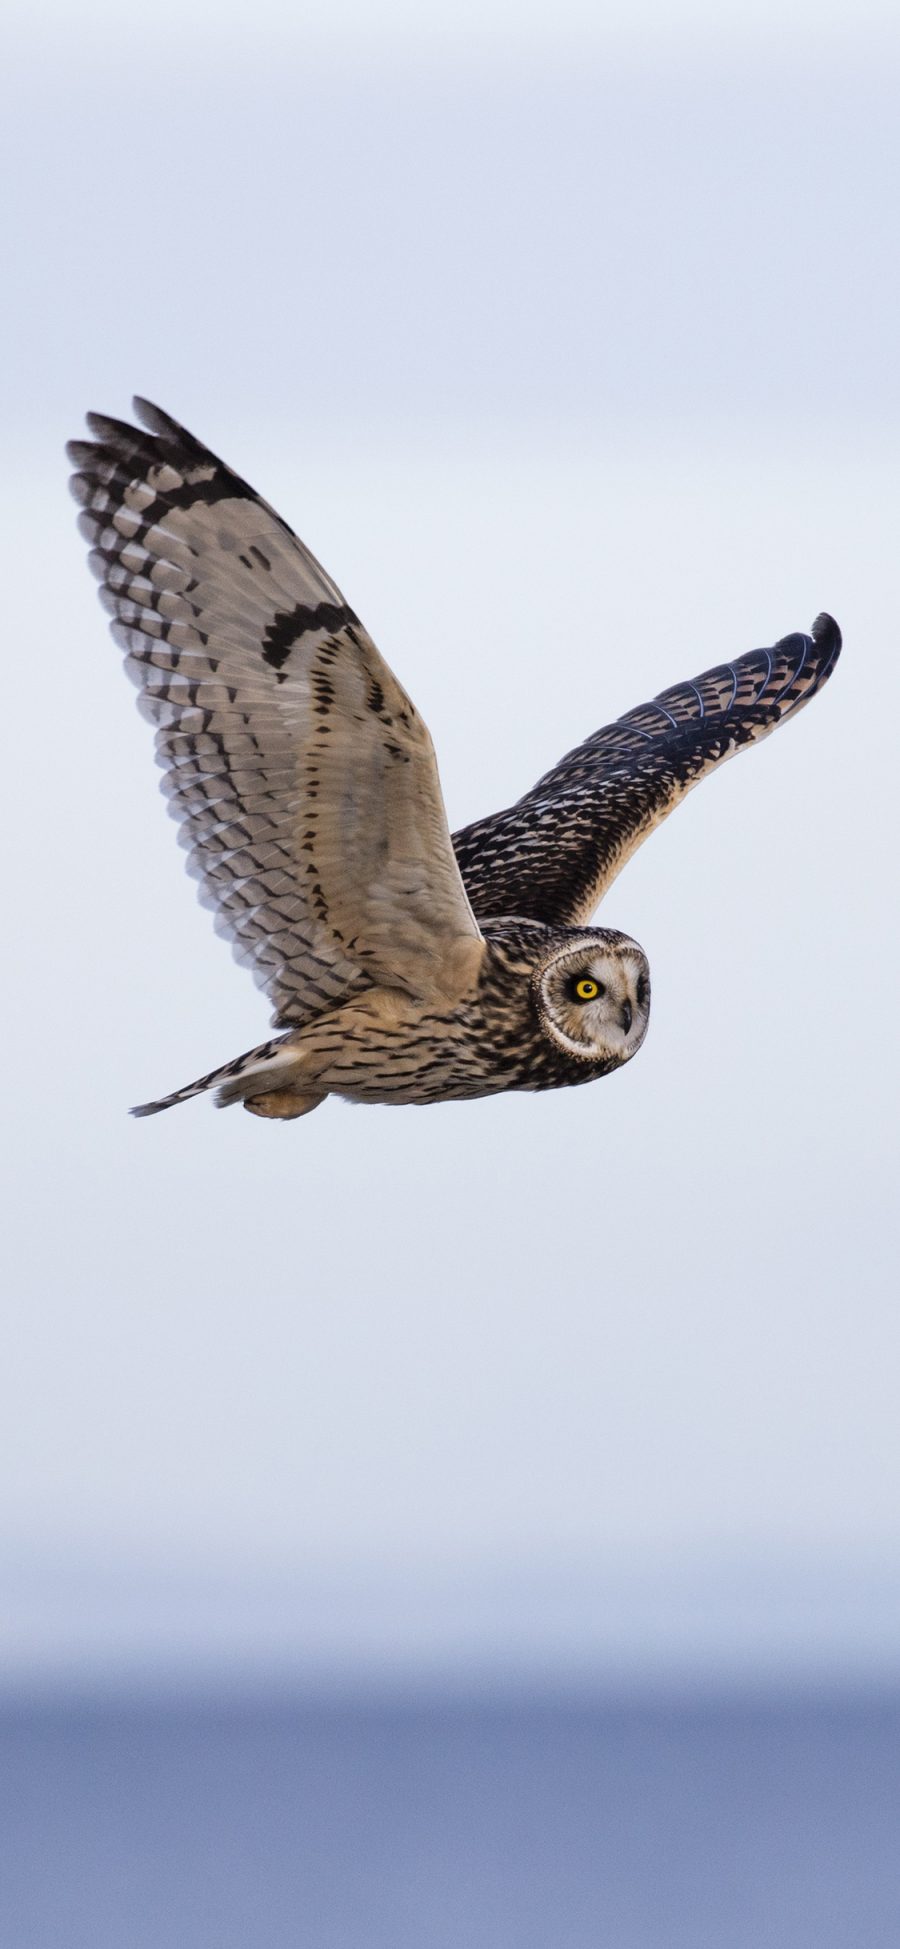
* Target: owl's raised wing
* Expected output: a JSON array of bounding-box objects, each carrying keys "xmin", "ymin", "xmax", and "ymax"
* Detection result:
[
  {"xmin": 69, "ymin": 401, "xmax": 483, "ymax": 1024},
  {"xmin": 452, "ymin": 616, "xmax": 841, "ymax": 927}
]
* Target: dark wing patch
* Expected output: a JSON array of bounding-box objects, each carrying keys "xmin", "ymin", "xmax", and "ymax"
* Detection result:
[{"xmin": 452, "ymin": 617, "xmax": 841, "ymax": 927}]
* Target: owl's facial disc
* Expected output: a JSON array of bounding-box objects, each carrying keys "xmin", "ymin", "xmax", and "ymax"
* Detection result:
[{"xmin": 534, "ymin": 931, "xmax": 651, "ymax": 1066}]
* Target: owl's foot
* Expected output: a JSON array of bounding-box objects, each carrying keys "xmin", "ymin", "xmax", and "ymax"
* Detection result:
[{"xmin": 243, "ymin": 1089, "xmax": 326, "ymax": 1121}]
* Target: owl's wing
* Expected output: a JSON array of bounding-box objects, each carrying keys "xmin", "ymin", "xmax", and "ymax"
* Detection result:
[
  {"xmin": 69, "ymin": 400, "xmax": 483, "ymax": 1024},
  {"xmin": 452, "ymin": 616, "xmax": 841, "ymax": 926}
]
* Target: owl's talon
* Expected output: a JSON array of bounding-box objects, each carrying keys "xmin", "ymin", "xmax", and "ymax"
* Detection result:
[{"xmin": 243, "ymin": 1090, "xmax": 325, "ymax": 1120}]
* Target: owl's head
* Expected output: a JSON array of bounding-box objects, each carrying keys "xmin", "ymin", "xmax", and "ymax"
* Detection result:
[{"xmin": 532, "ymin": 929, "xmax": 650, "ymax": 1067}]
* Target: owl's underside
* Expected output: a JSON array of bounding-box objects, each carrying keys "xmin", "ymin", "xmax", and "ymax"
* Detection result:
[{"xmin": 67, "ymin": 400, "xmax": 841, "ymax": 1121}]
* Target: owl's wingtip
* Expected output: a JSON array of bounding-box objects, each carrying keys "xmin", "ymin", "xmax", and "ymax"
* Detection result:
[
  {"xmin": 132, "ymin": 396, "xmax": 185, "ymax": 438},
  {"xmin": 811, "ymin": 612, "xmax": 841, "ymax": 654}
]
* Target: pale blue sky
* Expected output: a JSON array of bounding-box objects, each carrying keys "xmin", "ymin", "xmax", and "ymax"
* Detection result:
[{"xmin": 1, "ymin": 0, "xmax": 898, "ymax": 1686}]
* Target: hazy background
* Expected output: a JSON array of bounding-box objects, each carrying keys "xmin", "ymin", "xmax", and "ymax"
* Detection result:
[{"xmin": 2, "ymin": 0, "xmax": 898, "ymax": 1695}]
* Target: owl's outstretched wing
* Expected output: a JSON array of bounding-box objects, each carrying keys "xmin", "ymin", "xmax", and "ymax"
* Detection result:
[
  {"xmin": 452, "ymin": 616, "xmax": 841, "ymax": 927},
  {"xmin": 69, "ymin": 401, "xmax": 483, "ymax": 1024}
]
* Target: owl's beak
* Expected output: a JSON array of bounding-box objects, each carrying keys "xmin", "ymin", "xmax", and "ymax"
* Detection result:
[{"xmin": 621, "ymin": 999, "xmax": 633, "ymax": 1033}]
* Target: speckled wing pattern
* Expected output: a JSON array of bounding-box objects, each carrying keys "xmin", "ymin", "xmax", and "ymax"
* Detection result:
[
  {"xmin": 69, "ymin": 401, "xmax": 482, "ymax": 1025},
  {"xmin": 452, "ymin": 615, "xmax": 842, "ymax": 927}
]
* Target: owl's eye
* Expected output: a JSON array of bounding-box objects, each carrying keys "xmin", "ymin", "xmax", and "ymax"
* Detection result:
[
  {"xmin": 574, "ymin": 977, "xmax": 602, "ymax": 1002},
  {"xmin": 636, "ymin": 973, "xmax": 647, "ymax": 1008}
]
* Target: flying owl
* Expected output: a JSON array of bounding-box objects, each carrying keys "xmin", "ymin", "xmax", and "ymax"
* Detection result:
[{"xmin": 68, "ymin": 401, "xmax": 841, "ymax": 1122}]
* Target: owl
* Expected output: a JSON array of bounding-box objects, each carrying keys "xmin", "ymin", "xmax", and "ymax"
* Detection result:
[{"xmin": 68, "ymin": 401, "xmax": 841, "ymax": 1122}]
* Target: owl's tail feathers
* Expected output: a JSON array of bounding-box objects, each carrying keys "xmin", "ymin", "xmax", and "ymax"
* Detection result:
[{"xmin": 130, "ymin": 1035, "xmax": 308, "ymax": 1117}]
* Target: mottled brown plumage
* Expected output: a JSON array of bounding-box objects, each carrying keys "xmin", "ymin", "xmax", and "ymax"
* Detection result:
[{"xmin": 67, "ymin": 401, "xmax": 840, "ymax": 1120}]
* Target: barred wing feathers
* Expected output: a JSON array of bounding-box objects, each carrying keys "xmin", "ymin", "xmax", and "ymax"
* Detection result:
[
  {"xmin": 452, "ymin": 616, "xmax": 841, "ymax": 927},
  {"xmin": 69, "ymin": 400, "xmax": 482, "ymax": 1025}
]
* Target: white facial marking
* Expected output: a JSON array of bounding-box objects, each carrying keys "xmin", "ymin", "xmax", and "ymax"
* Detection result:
[{"xmin": 536, "ymin": 933, "xmax": 651, "ymax": 1065}]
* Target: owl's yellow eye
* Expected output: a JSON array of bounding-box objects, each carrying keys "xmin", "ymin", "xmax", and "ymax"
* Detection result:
[{"xmin": 575, "ymin": 978, "xmax": 600, "ymax": 1001}]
